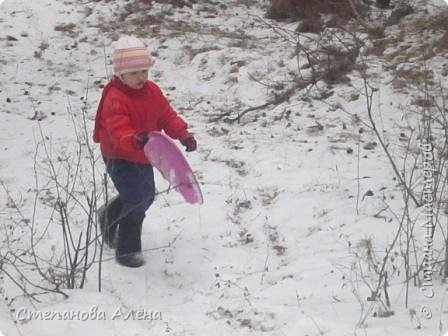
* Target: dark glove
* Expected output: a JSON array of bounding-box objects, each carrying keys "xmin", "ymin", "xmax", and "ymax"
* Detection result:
[
  {"xmin": 180, "ymin": 135, "xmax": 197, "ymax": 152},
  {"xmin": 133, "ymin": 131, "xmax": 149, "ymax": 149}
]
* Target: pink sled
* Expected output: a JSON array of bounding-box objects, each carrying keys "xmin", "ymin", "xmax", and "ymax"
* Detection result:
[{"xmin": 144, "ymin": 131, "xmax": 203, "ymax": 205}]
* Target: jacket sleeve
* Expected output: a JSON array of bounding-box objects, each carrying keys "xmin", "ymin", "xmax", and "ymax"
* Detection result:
[
  {"xmin": 103, "ymin": 96, "xmax": 139, "ymax": 152},
  {"xmin": 155, "ymin": 88, "xmax": 190, "ymax": 140}
]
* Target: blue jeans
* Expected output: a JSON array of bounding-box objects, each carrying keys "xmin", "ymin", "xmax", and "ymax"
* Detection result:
[
  {"xmin": 104, "ymin": 158, "xmax": 155, "ymax": 256},
  {"xmin": 104, "ymin": 158, "xmax": 155, "ymax": 222}
]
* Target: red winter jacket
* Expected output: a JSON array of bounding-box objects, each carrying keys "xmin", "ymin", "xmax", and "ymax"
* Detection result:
[{"xmin": 93, "ymin": 77, "xmax": 189, "ymax": 164}]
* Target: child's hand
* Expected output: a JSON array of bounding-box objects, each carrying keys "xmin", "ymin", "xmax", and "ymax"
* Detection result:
[
  {"xmin": 133, "ymin": 131, "xmax": 149, "ymax": 149},
  {"xmin": 180, "ymin": 135, "xmax": 197, "ymax": 152}
]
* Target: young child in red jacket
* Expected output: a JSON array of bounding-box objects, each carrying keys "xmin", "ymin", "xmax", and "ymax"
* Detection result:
[{"xmin": 93, "ymin": 36, "xmax": 197, "ymax": 267}]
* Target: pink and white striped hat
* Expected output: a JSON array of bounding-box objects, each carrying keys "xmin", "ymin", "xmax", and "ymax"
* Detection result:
[{"xmin": 112, "ymin": 36, "xmax": 156, "ymax": 76}]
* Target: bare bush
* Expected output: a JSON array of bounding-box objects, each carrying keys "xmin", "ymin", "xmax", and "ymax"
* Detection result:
[
  {"xmin": 0, "ymin": 84, "xmax": 109, "ymax": 305},
  {"xmin": 345, "ymin": 58, "xmax": 448, "ymax": 330}
]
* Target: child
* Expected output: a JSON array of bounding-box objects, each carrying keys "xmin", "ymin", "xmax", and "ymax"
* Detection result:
[{"xmin": 93, "ymin": 36, "xmax": 197, "ymax": 268}]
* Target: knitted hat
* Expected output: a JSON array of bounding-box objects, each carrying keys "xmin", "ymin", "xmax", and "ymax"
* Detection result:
[{"xmin": 111, "ymin": 36, "xmax": 156, "ymax": 76}]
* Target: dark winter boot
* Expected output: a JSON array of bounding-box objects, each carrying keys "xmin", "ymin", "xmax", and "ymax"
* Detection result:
[
  {"xmin": 115, "ymin": 217, "xmax": 145, "ymax": 268},
  {"xmin": 97, "ymin": 196, "xmax": 122, "ymax": 248},
  {"xmin": 115, "ymin": 251, "xmax": 145, "ymax": 268}
]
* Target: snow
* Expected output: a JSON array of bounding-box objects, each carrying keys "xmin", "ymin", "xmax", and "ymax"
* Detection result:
[{"xmin": 0, "ymin": 0, "xmax": 448, "ymax": 335}]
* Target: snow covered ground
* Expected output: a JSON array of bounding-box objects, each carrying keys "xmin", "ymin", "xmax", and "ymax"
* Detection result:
[{"xmin": 0, "ymin": 0, "xmax": 447, "ymax": 335}]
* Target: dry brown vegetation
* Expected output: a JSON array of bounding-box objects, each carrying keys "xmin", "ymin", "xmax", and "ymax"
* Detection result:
[
  {"xmin": 437, "ymin": 31, "xmax": 448, "ymax": 52},
  {"xmin": 267, "ymin": 0, "xmax": 366, "ymax": 20}
]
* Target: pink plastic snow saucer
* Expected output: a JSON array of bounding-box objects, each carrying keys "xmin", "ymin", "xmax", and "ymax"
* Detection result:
[{"xmin": 144, "ymin": 131, "xmax": 203, "ymax": 204}]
